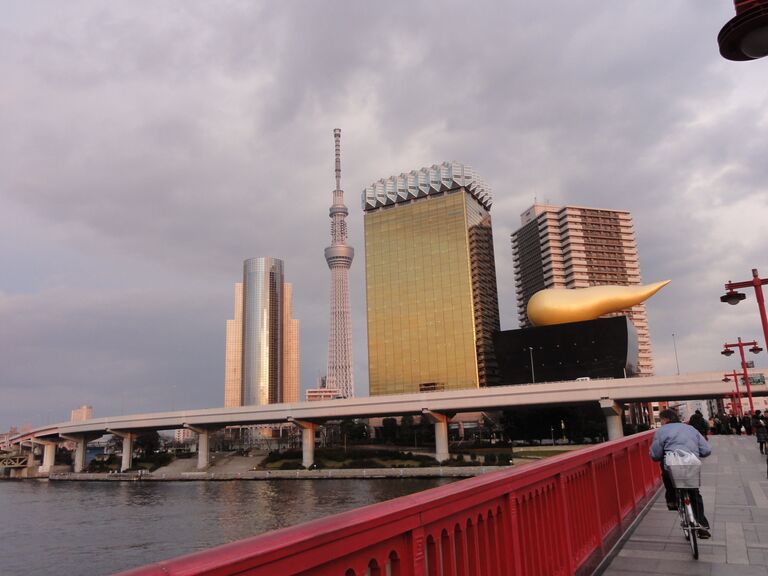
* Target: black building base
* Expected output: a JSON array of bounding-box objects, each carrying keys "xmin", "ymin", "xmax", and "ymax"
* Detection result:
[{"xmin": 493, "ymin": 316, "xmax": 639, "ymax": 385}]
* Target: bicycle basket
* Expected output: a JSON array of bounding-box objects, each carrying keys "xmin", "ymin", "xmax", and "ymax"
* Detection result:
[{"xmin": 665, "ymin": 449, "xmax": 702, "ymax": 488}]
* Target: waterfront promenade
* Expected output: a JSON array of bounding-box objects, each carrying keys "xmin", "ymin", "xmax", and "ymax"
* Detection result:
[{"xmin": 602, "ymin": 434, "xmax": 768, "ymax": 576}]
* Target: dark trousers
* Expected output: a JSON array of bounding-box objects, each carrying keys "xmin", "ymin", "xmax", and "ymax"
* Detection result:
[{"xmin": 661, "ymin": 463, "xmax": 709, "ymax": 528}]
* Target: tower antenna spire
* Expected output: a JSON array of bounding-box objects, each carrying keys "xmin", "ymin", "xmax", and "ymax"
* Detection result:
[
  {"xmin": 334, "ymin": 128, "xmax": 341, "ymax": 193},
  {"xmin": 324, "ymin": 128, "xmax": 355, "ymax": 398}
]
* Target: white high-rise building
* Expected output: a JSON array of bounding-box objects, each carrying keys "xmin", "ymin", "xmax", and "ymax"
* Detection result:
[{"xmin": 324, "ymin": 129, "xmax": 355, "ymax": 398}]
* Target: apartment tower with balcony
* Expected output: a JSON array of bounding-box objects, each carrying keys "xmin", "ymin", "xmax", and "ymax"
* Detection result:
[{"xmin": 511, "ymin": 203, "xmax": 654, "ymax": 375}]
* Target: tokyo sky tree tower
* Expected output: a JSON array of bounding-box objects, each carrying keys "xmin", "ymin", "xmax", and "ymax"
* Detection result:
[{"xmin": 324, "ymin": 129, "xmax": 355, "ymax": 397}]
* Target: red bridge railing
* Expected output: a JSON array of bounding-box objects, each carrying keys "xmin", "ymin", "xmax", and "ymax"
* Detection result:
[{"xmin": 120, "ymin": 431, "xmax": 660, "ymax": 576}]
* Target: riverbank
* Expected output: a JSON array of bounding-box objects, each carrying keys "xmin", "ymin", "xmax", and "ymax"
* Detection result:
[
  {"xmin": 49, "ymin": 464, "xmax": 508, "ymax": 481},
  {"xmin": 3, "ymin": 444, "xmax": 584, "ymax": 481}
]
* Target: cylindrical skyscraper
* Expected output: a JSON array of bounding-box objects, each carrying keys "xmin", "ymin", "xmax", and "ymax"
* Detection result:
[
  {"xmin": 241, "ymin": 257, "xmax": 284, "ymax": 406},
  {"xmin": 324, "ymin": 129, "xmax": 355, "ymax": 398}
]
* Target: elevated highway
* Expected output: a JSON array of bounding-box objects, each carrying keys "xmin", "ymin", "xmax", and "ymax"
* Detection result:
[{"xmin": 9, "ymin": 371, "xmax": 765, "ymax": 473}]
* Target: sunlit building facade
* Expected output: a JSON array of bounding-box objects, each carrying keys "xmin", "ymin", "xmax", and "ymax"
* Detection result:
[
  {"xmin": 304, "ymin": 375, "xmax": 339, "ymax": 402},
  {"xmin": 282, "ymin": 283, "xmax": 300, "ymax": 403},
  {"xmin": 511, "ymin": 203, "xmax": 654, "ymax": 375},
  {"xmin": 224, "ymin": 283, "xmax": 243, "ymax": 408},
  {"xmin": 70, "ymin": 405, "xmax": 93, "ymax": 422},
  {"xmin": 173, "ymin": 428, "xmax": 195, "ymax": 444},
  {"xmin": 224, "ymin": 257, "xmax": 299, "ymax": 407},
  {"xmin": 362, "ymin": 162, "xmax": 500, "ymax": 395}
]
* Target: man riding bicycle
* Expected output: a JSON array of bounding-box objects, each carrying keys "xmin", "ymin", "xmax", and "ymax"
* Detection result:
[{"xmin": 650, "ymin": 409, "xmax": 712, "ymax": 538}]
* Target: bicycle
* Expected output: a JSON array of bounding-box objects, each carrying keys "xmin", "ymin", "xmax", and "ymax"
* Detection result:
[
  {"xmin": 675, "ymin": 487, "xmax": 700, "ymax": 559},
  {"xmin": 665, "ymin": 449, "xmax": 707, "ymax": 560}
]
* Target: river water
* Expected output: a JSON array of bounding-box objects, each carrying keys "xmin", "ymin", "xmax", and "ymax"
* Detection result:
[{"xmin": 0, "ymin": 478, "xmax": 456, "ymax": 575}]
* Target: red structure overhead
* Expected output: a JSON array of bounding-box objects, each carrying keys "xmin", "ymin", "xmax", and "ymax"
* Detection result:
[
  {"xmin": 721, "ymin": 268, "xmax": 768, "ymax": 351},
  {"xmin": 719, "ymin": 0, "xmax": 768, "ymax": 60},
  {"xmin": 722, "ymin": 336, "xmax": 763, "ymax": 413},
  {"xmin": 119, "ymin": 432, "xmax": 661, "ymax": 576}
]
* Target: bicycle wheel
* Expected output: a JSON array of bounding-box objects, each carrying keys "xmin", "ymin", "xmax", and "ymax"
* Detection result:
[
  {"xmin": 677, "ymin": 493, "xmax": 689, "ymax": 541},
  {"xmin": 685, "ymin": 500, "xmax": 699, "ymax": 559}
]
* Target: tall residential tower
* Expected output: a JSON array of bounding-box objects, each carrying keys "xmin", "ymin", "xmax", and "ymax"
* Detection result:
[
  {"xmin": 363, "ymin": 162, "xmax": 500, "ymax": 395},
  {"xmin": 224, "ymin": 257, "xmax": 299, "ymax": 407},
  {"xmin": 511, "ymin": 203, "xmax": 654, "ymax": 375},
  {"xmin": 324, "ymin": 129, "xmax": 355, "ymax": 398}
]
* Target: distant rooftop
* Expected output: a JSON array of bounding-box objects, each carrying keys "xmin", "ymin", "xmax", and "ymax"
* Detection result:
[{"xmin": 362, "ymin": 161, "xmax": 492, "ymax": 212}]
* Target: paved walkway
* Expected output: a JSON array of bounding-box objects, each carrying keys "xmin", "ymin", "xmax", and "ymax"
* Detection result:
[{"xmin": 602, "ymin": 435, "xmax": 768, "ymax": 576}]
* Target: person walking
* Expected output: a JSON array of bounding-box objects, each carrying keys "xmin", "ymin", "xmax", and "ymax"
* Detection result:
[
  {"xmin": 742, "ymin": 413, "xmax": 754, "ymax": 436},
  {"xmin": 730, "ymin": 413, "xmax": 740, "ymax": 435},
  {"xmin": 650, "ymin": 409, "xmax": 712, "ymax": 538},
  {"xmin": 757, "ymin": 420, "xmax": 768, "ymax": 454},
  {"xmin": 688, "ymin": 410, "xmax": 708, "ymax": 438}
]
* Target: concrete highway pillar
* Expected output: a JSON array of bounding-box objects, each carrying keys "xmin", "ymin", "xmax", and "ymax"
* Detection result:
[
  {"xmin": 59, "ymin": 434, "xmax": 88, "ymax": 473},
  {"xmin": 184, "ymin": 425, "xmax": 211, "ymax": 470},
  {"xmin": 422, "ymin": 410, "xmax": 450, "ymax": 463},
  {"xmin": 121, "ymin": 435, "xmax": 134, "ymax": 471},
  {"xmin": 74, "ymin": 439, "xmax": 86, "ymax": 472},
  {"xmin": 61, "ymin": 434, "xmax": 89, "ymax": 473},
  {"xmin": 197, "ymin": 430, "xmax": 209, "ymax": 469},
  {"xmin": 599, "ymin": 399, "xmax": 625, "ymax": 441},
  {"xmin": 288, "ymin": 418, "xmax": 318, "ymax": 469},
  {"xmin": 108, "ymin": 430, "xmax": 134, "ymax": 471},
  {"xmin": 37, "ymin": 441, "xmax": 57, "ymax": 473},
  {"xmin": 302, "ymin": 427, "xmax": 316, "ymax": 469}
]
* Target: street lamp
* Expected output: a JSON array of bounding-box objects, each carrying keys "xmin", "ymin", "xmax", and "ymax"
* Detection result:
[
  {"xmin": 720, "ymin": 268, "xmax": 768, "ymax": 349},
  {"xmin": 528, "ymin": 347, "xmax": 536, "ymax": 384},
  {"xmin": 719, "ymin": 0, "xmax": 768, "ymax": 60},
  {"xmin": 722, "ymin": 370, "xmax": 745, "ymax": 417},
  {"xmin": 672, "ymin": 332, "xmax": 681, "ymax": 375},
  {"xmin": 722, "ymin": 337, "xmax": 762, "ymax": 413}
]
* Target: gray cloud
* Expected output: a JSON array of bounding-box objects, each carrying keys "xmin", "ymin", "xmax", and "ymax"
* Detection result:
[{"xmin": 2, "ymin": 1, "xmax": 767, "ymax": 429}]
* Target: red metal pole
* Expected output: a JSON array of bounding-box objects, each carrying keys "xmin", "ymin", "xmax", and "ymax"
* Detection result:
[
  {"xmin": 730, "ymin": 370, "xmax": 744, "ymax": 417},
  {"xmin": 737, "ymin": 337, "xmax": 755, "ymax": 413},
  {"xmin": 724, "ymin": 268, "xmax": 768, "ymax": 355},
  {"xmin": 752, "ymin": 269, "xmax": 768, "ymax": 351}
]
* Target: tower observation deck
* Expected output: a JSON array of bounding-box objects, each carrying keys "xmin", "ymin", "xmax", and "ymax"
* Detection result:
[{"xmin": 324, "ymin": 129, "xmax": 354, "ymax": 398}]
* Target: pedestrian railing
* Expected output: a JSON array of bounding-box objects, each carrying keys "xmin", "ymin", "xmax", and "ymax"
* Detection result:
[{"xmin": 119, "ymin": 430, "xmax": 660, "ymax": 576}]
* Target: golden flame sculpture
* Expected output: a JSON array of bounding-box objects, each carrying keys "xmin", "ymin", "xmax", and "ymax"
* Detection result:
[{"xmin": 527, "ymin": 280, "xmax": 671, "ymax": 327}]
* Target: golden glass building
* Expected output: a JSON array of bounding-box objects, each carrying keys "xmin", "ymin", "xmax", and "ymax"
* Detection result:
[{"xmin": 362, "ymin": 162, "xmax": 499, "ymax": 395}]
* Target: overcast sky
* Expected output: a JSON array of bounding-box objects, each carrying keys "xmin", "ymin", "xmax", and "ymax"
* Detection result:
[{"xmin": 2, "ymin": 1, "xmax": 768, "ymax": 430}]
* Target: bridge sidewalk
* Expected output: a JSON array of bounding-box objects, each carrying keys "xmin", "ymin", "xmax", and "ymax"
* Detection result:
[{"xmin": 601, "ymin": 435, "xmax": 768, "ymax": 576}]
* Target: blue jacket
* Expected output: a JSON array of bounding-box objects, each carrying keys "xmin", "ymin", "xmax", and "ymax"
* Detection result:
[{"xmin": 649, "ymin": 422, "xmax": 712, "ymax": 462}]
